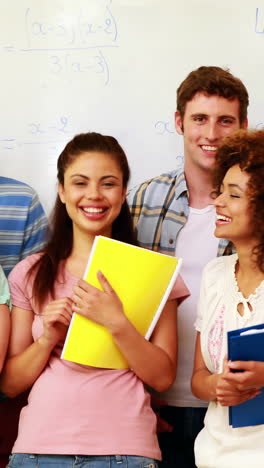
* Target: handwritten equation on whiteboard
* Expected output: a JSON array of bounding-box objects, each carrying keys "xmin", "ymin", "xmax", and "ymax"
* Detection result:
[
  {"xmin": 0, "ymin": 116, "xmax": 72, "ymax": 153},
  {"xmin": 1, "ymin": 1, "xmax": 118, "ymax": 85}
]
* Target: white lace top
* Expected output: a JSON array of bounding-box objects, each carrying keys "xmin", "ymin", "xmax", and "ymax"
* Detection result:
[{"xmin": 194, "ymin": 254, "xmax": 264, "ymax": 468}]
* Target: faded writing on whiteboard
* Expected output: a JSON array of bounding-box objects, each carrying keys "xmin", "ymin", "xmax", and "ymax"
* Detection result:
[
  {"xmin": 0, "ymin": 116, "xmax": 72, "ymax": 151},
  {"xmin": 154, "ymin": 121, "xmax": 175, "ymax": 135},
  {"xmin": 29, "ymin": 116, "xmax": 71, "ymax": 135},
  {"xmin": 0, "ymin": 1, "xmax": 117, "ymax": 86},
  {"xmin": 255, "ymin": 8, "xmax": 264, "ymax": 34},
  {"xmin": 48, "ymin": 49, "xmax": 109, "ymax": 84},
  {"xmin": 24, "ymin": 3, "xmax": 117, "ymax": 48}
]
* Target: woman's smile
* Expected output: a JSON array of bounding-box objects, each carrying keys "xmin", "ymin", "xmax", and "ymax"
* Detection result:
[{"xmin": 80, "ymin": 205, "xmax": 109, "ymax": 219}]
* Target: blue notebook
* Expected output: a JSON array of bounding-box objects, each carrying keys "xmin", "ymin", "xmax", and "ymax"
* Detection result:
[{"xmin": 228, "ymin": 323, "xmax": 264, "ymax": 428}]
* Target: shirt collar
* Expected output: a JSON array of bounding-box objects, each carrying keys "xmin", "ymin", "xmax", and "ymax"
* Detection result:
[{"xmin": 174, "ymin": 167, "xmax": 189, "ymax": 200}]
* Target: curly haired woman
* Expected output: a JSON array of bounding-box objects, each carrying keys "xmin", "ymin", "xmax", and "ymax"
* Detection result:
[{"xmin": 192, "ymin": 129, "xmax": 264, "ymax": 468}]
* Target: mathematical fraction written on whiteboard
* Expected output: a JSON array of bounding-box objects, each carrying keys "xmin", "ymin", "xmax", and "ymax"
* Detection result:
[{"xmin": 1, "ymin": 1, "xmax": 118, "ymax": 85}]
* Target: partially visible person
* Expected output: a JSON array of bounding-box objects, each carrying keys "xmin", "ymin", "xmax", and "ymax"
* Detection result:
[
  {"xmin": 0, "ymin": 176, "xmax": 48, "ymax": 468},
  {"xmin": 0, "ymin": 265, "xmax": 10, "ymax": 370},
  {"xmin": 127, "ymin": 66, "xmax": 249, "ymax": 467},
  {"xmin": 0, "ymin": 176, "xmax": 48, "ymax": 277},
  {"xmin": 192, "ymin": 129, "xmax": 264, "ymax": 468},
  {"xmin": 0, "ymin": 132, "xmax": 186, "ymax": 468}
]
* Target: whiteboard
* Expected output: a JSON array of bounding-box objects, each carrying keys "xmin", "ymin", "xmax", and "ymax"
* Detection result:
[{"xmin": 0, "ymin": 0, "xmax": 263, "ymax": 213}]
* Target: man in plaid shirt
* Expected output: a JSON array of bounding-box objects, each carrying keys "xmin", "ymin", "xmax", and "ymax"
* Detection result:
[{"xmin": 127, "ymin": 66, "xmax": 249, "ymax": 468}]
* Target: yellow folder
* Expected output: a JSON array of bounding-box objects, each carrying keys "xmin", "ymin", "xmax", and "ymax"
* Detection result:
[{"xmin": 61, "ymin": 236, "xmax": 182, "ymax": 369}]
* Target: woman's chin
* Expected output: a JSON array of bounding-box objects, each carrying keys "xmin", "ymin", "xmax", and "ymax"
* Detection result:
[{"xmin": 214, "ymin": 227, "xmax": 229, "ymax": 239}]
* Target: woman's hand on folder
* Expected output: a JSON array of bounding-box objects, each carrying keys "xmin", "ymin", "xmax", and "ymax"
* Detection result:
[
  {"xmin": 72, "ymin": 271, "xmax": 128, "ymax": 333},
  {"xmin": 192, "ymin": 340, "xmax": 260, "ymax": 406},
  {"xmin": 215, "ymin": 359, "xmax": 261, "ymax": 407},
  {"xmin": 225, "ymin": 360, "xmax": 264, "ymax": 393},
  {"xmin": 72, "ymin": 275, "xmax": 177, "ymax": 392}
]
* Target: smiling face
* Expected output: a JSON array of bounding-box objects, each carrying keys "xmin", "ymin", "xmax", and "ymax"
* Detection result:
[
  {"xmin": 214, "ymin": 164, "xmax": 255, "ymax": 246},
  {"xmin": 175, "ymin": 92, "xmax": 247, "ymax": 174},
  {"xmin": 58, "ymin": 151, "xmax": 126, "ymax": 239}
]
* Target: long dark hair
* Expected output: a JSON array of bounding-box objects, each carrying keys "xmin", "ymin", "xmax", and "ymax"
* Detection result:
[{"xmin": 29, "ymin": 132, "xmax": 138, "ymax": 307}]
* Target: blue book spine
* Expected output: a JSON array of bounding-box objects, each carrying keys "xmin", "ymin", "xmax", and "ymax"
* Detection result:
[{"xmin": 228, "ymin": 323, "xmax": 264, "ymax": 428}]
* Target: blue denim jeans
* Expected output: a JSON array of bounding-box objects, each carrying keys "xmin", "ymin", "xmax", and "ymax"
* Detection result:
[
  {"xmin": 8, "ymin": 454, "xmax": 158, "ymax": 468},
  {"xmin": 158, "ymin": 406, "xmax": 207, "ymax": 468}
]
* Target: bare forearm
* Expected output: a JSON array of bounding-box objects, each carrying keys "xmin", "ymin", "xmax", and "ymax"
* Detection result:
[
  {"xmin": 111, "ymin": 318, "xmax": 176, "ymax": 392},
  {"xmin": 192, "ymin": 368, "xmax": 219, "ymax": 401},
  {"xmin": 192, "ymin": 363, "xmax": 260, "ymax": 407},
  {"xmin": 0, "ymin": 336, "xmax": 55, "ymax": 397}
]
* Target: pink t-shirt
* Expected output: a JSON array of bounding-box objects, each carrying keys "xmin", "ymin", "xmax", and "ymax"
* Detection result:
[{"xmin": 8, "ymin": 254, "xmax": 162, "ymax": 459}]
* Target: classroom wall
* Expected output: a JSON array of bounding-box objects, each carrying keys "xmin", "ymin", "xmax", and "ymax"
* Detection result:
[{"xmin": 0, "ymin": 0, "xmax": 263, "ymax": 213}]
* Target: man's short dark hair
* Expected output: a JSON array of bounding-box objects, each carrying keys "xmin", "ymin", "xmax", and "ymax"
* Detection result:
[{"xmin": 177, "ymin": 66, "xmax": 249, "ymax": 124}]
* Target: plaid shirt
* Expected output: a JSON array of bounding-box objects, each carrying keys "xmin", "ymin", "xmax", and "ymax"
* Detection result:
[{"xmin": 127, "ymin": 164, "xmax": 234, "ymax": 257}]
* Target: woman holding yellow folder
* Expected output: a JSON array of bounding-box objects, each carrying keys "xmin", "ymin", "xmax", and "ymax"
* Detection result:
[
  {"xmin": 1, "ymin": 132, "xmax": 186, "ymax": 468},
  {"xmin": 192, "ymin": 129, "xmax": 264, "ymax": 468}
]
